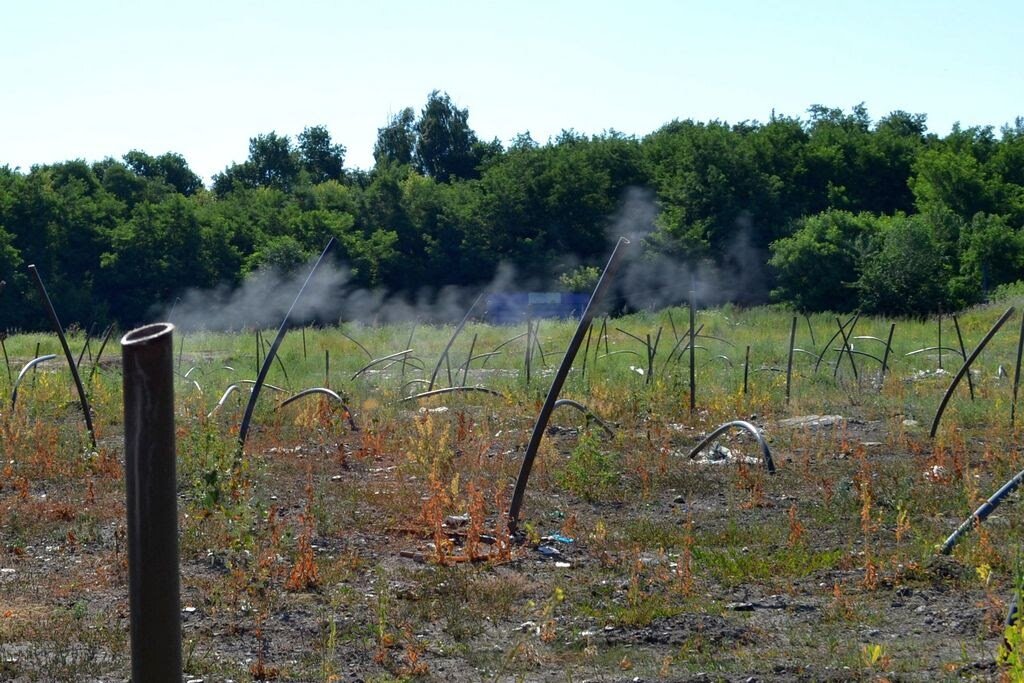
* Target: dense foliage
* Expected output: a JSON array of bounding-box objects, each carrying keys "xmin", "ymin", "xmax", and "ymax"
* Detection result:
[{"xmin": 1, "ymin": 93, "xmax": 1023, "ymax": 329}]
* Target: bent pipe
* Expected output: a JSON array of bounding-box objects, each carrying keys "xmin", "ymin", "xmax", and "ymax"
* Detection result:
[
  {"xmin": 400, "ymin": 386, "xmax": 504, "ymax": 402},
  {"xmin": 952, "ymin": 315, "xmax": 975, "ymax": 401},
  {"xmin": 27, "ymin": 265, "xmax": 96, "ymax": 448},
  {"xmin": 208, "ymin": 384, "xmax": 243, "ymax": 418},
  {"xmin": 428, "ymin": 291, "xmax": 485, "ymax": 391},
  {"xmin": 121, "ymin": 323, "xmax": 181, "ymax": 682},
  {"xmin": 905, "ymin": 346, "xmax": 964, "ymax": 358},
  {"xmin": 10, "ymin": 354, "xmax": 57, "ymax": 409},
  {"xmin": 276, "ymin": 387, "xmax": 358, "ymax": 431},
  {"xmin": 237, "ymin": 238, "xmax": 335, "ymax": 453},
  {"xmin": 352, "ymin": 349, "xmax": 415, "ymax": 381},
  {"xmin": 508, "ymin": 237, "xmax": 630, "ymax": 535},
  {"xmin": 686, "ymin": 420, "xmax": 775, "ymax": 473},
  {"xmin": 813, "ymin": 312, "xmax": 859, "ymax": 374},
  {"xmin": 939, "ymin": 465, "xmax": 1024, "ymax": 555},
  {"xmin": 238, "ymin": 379, "xmax": 286, "ymax": 393},
  {"xmin": 551, "ymin": 398, "xmax": 615, "ymax": 438},
  {"xmin": 930, "ymin": 306, "xmax": 1015, "ymax": 438}
]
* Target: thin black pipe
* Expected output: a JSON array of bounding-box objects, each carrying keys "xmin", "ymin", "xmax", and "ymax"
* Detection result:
[
  {"xmin": 930, "ymin": 306, "xmax": 1015, "ymax": 438},
  {"xmin": 351, "ymin": 349, "xmax": 415, "ymax": 380},
  {"xmin": 743, "ymin": 345, "xmax": 750, "ymax": 394},
  {"xmin": 1012, "ymin": 312, "xmax": 1024, "ymax": 426},
  {"xmin": 938, "ymin": 312, "xmax": 943, "ymax": 370},
  {"xmin": 121, "ymin": 322, "xmax": 181, "ymax": 682},
  {"xmin": 87, "ymin": 324, "xmax": 116, "ymax": 386},
  {"xmin": 237, "ymin": 238, "xmax": 335, "ymax": 452},
  {"xmin": 462, "ymin": 333, "xmax": 478, "ymax": 386},
  {"xmin": 508, "ymin": 237, "xmax": 630, "ymax": 534},
  {"xmin": 27, "ymin": 265, "xmax": 96, "ymax": 448},
  {"xmin": 10, "ymin": 354, "xmax": 57, "ymax": 408},
  {"xmin": 804, "ymin": 314, "xmax": 816, "ymax": 347},
  {"xmin": 940, "ymin": 466, "xmax": 1024, "ymax": 555},
  {"xmin": 785, "ymin": 316, "xmax": 797, "ymax": 403},
  {"xmin": 689, "ymin": 288, "xmax": 696, "ymax": 413},
  {"xmin": 75, "ymin": 325, "xmax": 93, "ymax": 368},
  {"xmin": 428, "ymin": 292, "xmax": 484, "ymax": 391},
  {"xmin": 952, "ymin": 315, "xmax": 975, "ymax": 401},
  {"xmin": 339, "ymin": 328, "xmax": 372, "ymax": 359},
  {"xmin": 879, "ymin": 323, "xmax": 896, "ymax": 383},
  {"xmin": 1, "ymin": 334, "xmax": 11, "ymax": 385},
  {"xmin": 552, "ymin": 398, "xmax": 615, "ymax": 437},
  {"xmin": 813, "ymin": 312, "xmax": 858, "ymax": 373},
  {"xmin": 686, "ymin": 420, "xmax": 775, "ymax": 473},
  {"xmin": 832, "ymin": 316, "xmax": 859, "ymax": 380},
  {"xmin": 580, "ymin": 322, "xmax": 593, "ymax": 380},
  {"xmin": 276, "ymin": 387, "xmax": 358, "ymax": 430}
]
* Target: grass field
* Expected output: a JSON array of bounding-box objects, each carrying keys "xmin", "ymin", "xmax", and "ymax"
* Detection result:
[{"xmin": 3, "ymin": 297, "xmax": 1024, "ymax": 681}]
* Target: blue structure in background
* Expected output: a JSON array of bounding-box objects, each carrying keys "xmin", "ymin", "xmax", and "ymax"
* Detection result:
[{"xmin": 484, "ymin": 292, "xmax": 591, "ymax": 325}]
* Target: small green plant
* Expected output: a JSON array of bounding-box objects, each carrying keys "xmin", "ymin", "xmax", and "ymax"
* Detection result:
[{"xmin": 557, "ymin": 429, "xmax": 622, "ymax": 501}]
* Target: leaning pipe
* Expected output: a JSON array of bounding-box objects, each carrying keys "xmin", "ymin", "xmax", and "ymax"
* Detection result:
[
  {"xmin": 121, "ymin": 322, "xmax": 181, "ymax": 682},
  {"xmin": 27, "ymin": 264, "xmax": 97, "ymax": 448},
  {"xmin": 939, "ymin": 466, "xmax": 1024, "ymax": 555},
  {"xmin": 508, "ymin": 237, "xmax": 630, "ymax": 534},
  {"xmin": 237, "ymin": 238, "xmax": 335, "ymax": 452},
  {"xmin": 686, "ymin": 420, "xmax": 775, "ymax": 473},
  {"xmin": 930, "ymin": 307, "xmax": 1015, "ymax": 438},
  {"xmin": 552, "ymin": 398, "xmax": 615, "ymax": 438}
]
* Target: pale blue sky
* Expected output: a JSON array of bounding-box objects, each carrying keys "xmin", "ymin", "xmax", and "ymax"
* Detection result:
[{"xmin": 2, "ymin": 0, "xmax": 1021, "ymax": 183}]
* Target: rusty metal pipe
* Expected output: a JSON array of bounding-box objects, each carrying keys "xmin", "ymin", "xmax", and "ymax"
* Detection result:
[
  {"xmin": 27, "ymin": 264, "xmax": 96, "ymax": 448},
  {"xmin": 120, "ymin": 322, "xmax": 181, "ymax": 682},
  {"xmin": 508, "ymin": 237, "xmax": 630, "ymax": 534}
]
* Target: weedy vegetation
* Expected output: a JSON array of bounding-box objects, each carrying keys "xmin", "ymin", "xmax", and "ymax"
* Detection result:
[{"xmin": 3, "ymin": 297, "xmax": 1024, "ymax": 680}]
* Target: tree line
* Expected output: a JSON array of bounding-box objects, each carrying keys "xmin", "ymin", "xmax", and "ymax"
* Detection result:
[{"xmin": 1, "ymin": 91, "xmax": 1023, "ymax": 330}]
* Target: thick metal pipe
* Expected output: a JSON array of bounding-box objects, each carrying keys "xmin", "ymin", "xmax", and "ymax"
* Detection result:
[
  {"xmin": 508, "ymin": 237, "xmax": 630, "ymax": 534},
  {"xmin": 785, "ymin": 316, "xmax": 797, "ymax": 403},
  {"xmin": 121, "ymin": 322, "xmax": 181, "ymax": 683}
]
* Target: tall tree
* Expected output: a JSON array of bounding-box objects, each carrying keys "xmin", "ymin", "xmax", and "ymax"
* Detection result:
[
  {"xmin": 373, "ymin": 108, "xmax": 416, "ymax": 168},
  {"xmin": 297, "ymin": 125, "xmax": 346, "ymax": 184},
  {"xmin": 414, "ymin": 91, "xmax": 479, "ymax": 182}
]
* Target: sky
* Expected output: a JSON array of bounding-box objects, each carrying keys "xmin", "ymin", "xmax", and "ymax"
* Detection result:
[{"xmin": 2, "ymin": 0, "xmax": 1021, "ymax": 185}]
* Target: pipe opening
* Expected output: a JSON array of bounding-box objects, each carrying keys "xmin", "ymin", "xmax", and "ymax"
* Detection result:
[{"xmin": 121, "ymin": 322, "xmax": 175, "ymax": 347}]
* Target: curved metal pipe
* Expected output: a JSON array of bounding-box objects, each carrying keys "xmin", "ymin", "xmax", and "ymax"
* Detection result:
[
  {"xmin": 508, "ymin": 237, "xmax": 630, "ymax": 534},
  {"xmin": 905, "ymin": 346, "xmax": 964, "ymax": 358},
  {"xmin": 238, "ymin": 379, "xmax": 286, "ymax": 392},
  {"xmin": 10, "ymin": 354, "xmax": 57, "ymax": 409},
  {"xmin": 27, "ymin": 264, "xmax": 96, "ymax": 448},
  {"xmin": 930, "ymin": 307, "xmax": 1015, "ymax": 438},
  {"xmin": 686, "ymin": 420, "xmax": 775, "ymax": 473},
  {"xmin": 551, "ymin": 398, "xmax": 615, "ymax": 437},
  {"xmin": 351, "ymin": 349, "xmax": 416, "ymax": 380},
  {"xmin": 939, "ymin": 466, "xmax": 1024, "ymax": 555},
  {"xmin": 208, "ymin": 383, "xmax": 243, "ymax": 418},
  {"xmin": 276, "ymin": 387, "xmax": 358, "ymax": 431},
  {"xmin": 400, "ymin": 386, "xmax": 504, "ymax": 402},
  {"xmin": 237, "ymin": 238, "xmax": 335, "ymax": 452}
]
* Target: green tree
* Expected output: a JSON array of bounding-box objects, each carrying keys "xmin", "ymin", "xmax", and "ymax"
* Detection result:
[
  {"xmin": 855, "ymin": 214, "xmax": 949, "ymax": 316},
  {"xmin": 414, "ymin": 90, "xmax": 479, "ymax": 182},
  {"xmin": 297, "ymin": 125, "xmax": 346, "ymax": 184},
  {"xmin": 373, "ymin": 108, "xmax": 416, "ymax": 168},
  {"xmin": 769, "ymin": 210, "xmax": 879, "ymax": 312}
]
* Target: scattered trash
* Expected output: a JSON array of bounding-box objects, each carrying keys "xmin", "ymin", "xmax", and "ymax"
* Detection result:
[
  {"xmin": 444, "ymin": 514, "xmax": 470, "ymax": 528},
  {"xmin": 777, "ymin": 414, "xmax": 844, "ymax": 428},
  {"xmin": 925, "ymin": 465, "xmax": 948, "ymax": 482},
  {"xmin": 543, "ymin": 534, "xmax": 574, "ymax": 544},
  {"xmin": 902, "ymin": 418, "xmax": 920, "ymax": 427},
  {"xmin": 629, "ymin": 365, "xmax": 645, "ymax": 376},
  {"xmin": 419, "ymin": 405, "xmax": 449, "ymax": 414},
  {"xmin": 537, "ymin": 545, "xmax": 562, "ymax": 559},
  {"xmin": 555, "ymin": 561, "xmax": 572, "ymax": 568}
]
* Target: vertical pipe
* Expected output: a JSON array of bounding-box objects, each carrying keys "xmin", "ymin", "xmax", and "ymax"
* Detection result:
[
  {"xmin": 880, "ymin": 323, "xmax": 896, "ymax": 383},
  {"xmin": 1013, "ymin": 312, "xmax": 1024, "ymax": 426},
  {"xmin": 302, "ymin": 326, "xmax": 307, "ymax": 361},
  {"xmin": 428, "ymin": 292, "xmax": 485, "ymax": 391},
  {"xmin": 508, "ymin": 237, "xmax": 630, "ymax": 533},
  {"xmin": 27, "ymin": 264, "xmax": 96, "ymax": 448},
  {"xmin": 785, "ymin": 316, "xmax": 797, "ymax": 403},
  {"xmin": 938, "ymin": 311, "xmax": 943, "ymax": 370},
  {"xmin": 324, "ymin": 349, "xmax": 330, "ymax": 389},
  {"xmin": 743, "ymin": 345, "xmax": 750, "ymax": 395},
  {"xmin": 689, "ymin": 288, "xmax": 696, "ymax": 414},
  {"xmin": 1, "ymin": 334, "xmax": 10, "ymax": 385},
  {"xmin": 121, "ymin": 322, "xmax": 181, "ymax": 683}
]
